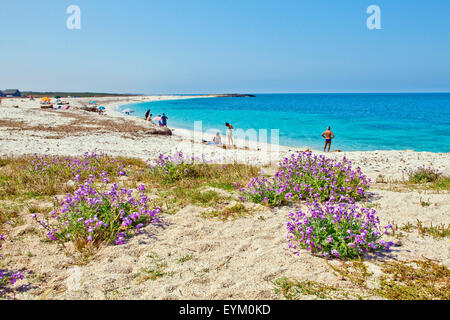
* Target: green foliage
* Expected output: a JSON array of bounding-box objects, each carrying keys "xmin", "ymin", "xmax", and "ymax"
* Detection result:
[
  {"xmin": 0, "ymin": 154, "xmax": 129, "ymax": 198},
  {"xmin": 407, "ymin": 166, "xmax": 441, "ymax": 184}
]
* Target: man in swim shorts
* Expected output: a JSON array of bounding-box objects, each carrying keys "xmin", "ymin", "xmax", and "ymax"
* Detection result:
[{"xmin": 322, "ymin": 126, "xmax": 335, "ymax": 152}]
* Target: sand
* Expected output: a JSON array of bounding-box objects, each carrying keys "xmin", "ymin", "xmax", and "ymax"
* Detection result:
[{"xmin": 0, "ymin": 95, "xmax": 448, "ymax": 300}]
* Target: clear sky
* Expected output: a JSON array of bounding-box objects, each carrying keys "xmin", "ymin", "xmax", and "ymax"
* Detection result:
[{"xmin": 1, "ymin": 0, "xmax": 449, "ymax": 94}]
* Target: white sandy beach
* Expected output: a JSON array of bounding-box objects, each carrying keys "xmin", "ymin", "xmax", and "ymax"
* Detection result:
[
  {"xmin": 1, "ymin": 95, "xmax": 449, "ymax": 181},
  {"xmin": 0, "ymin": 95, "xmax": 449, "ymax": 300}
]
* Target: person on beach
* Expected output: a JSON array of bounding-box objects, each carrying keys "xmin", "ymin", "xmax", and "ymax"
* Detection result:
[
  {"xmin": 161, "ymin": 113, "xmax": 168, "ymax": 127},
  {"xmin": 213, "ymin": 132, "xmax": 223, "ymax": 146},
  {"xmin": 157, "ymin": 115, "xmax": 163, "ymax": 127},
  {"xmin": 322, "ymin": 126, "xmax": 335, "ymax": 152},
  {"xmin": 147, "ymin": 114, "xmax": 153, "ymax": 121},
  {"xmin": 226, "ymin": 123, "xmax": 234, "ymax": 146}
]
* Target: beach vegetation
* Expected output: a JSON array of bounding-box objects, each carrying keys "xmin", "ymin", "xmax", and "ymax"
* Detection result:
[
  {"xmin": 0, "ymin": 153, "xmax": 130, "ymax": 198},
  {"xmin": 431, "ymin": 176, "xmax": 450, "ymax": 190},
  {"xmin": 32, "ymin": 178, "xmax": 161, "ymax": 254},
  {"xmin": 287, "ymin": 201, "xmax": 393, "ymax": 260},
  {"xmin": 177, "ymin": 254, "xmax": 195, "ymax": 264},
  {"xmin": 407, "ymin": 166, "xmax": 441, "ymax": 184},
  {"xmin": 374, "ymin": 259, "xmax": 450, "ymax": 300},
  {"xmin": 237, "ymin": 152, "xmax": 371, "ymax": 206},
  {"xmin": 135, "ymin": 267, "xmax": 167, "ymax": 282},
  {"xmin": 135, "ymin": 252, "xmax": 170, "ymax": 282},
  {"xmin": 158, "ymin": 187, "xmax": 229, "ymax": 209},
  {"xmin": 0, "ymin": 202, "xmax": 24, "ymax": 232},
  {"xmin": 0, "ymin": 235, "xmax": 24, "ymax": 293},
  {"xmin": 203, "ymin": 203, "xmax": 251, "ymax": 220},
  {"xmin": 325, "ymin": 258, "xmax": 450, "ymax": 300},
  {"xmin": 399, "ymin": 220, "xmax": 450, "ymax": 239},
  {"xmin": 273, "ymin": 277, "xmax": 340, "ymax": 300},
  {"xmin": 146, "ymin": 151, "xmax": 259, "ymax": 190},
  {"xmin": 327, "ymin": 259, "xmax": 373, "ymax": 287}
]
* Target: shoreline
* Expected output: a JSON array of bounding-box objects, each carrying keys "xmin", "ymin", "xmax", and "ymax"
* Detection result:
[
  {"xmin": 0, "ymin": 95, "xmax": 449, "ymax": 300},
  {"xmin": 109, "ymin": 95, "xmax": 450, "ymax": 155},
  {"xmin": 109, "ymin": 95, "xmax": 300, "ymax": 154},
  {"xmin": 0, "ymin": 95, "xmax": 449, "ymax": 181}
]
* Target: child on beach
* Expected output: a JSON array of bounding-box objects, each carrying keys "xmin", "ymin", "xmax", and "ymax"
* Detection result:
[
  {"xmin": 322, "ymin": 126, "xmax": 335, "ymax": 152},
  {"xmin": 226, "ymin": 123, "xmax": 234, "ymax": 146}
]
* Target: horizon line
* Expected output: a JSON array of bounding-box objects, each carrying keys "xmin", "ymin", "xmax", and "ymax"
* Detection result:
[{"xmin": 17, "ymin": 90, "xmax": 450, "ymax": 95}]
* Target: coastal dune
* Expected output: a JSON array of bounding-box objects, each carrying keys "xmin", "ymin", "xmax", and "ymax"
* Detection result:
[{"xmin": 0, "ymin": 95, "xmax": 448, "ymax": 300}]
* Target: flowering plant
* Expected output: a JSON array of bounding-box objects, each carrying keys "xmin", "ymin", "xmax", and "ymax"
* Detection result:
[
  {"xmin": 0, "ymin": 235, "xmax": 23, "ymax": 287},
  {"xmin": 150, "ymin": 151, "xmax": 210, "ymax": 184},
  {"xmin": 33, "ymin": 178, "xmax": 160, "ymax": 250},
  {"xmin": 287, "ymin": 201, "xmax": 393, "ymax": 259},
  {"xmin": 26, "ymin": 152, "xmax": 128, "ymax": 182},
  {"xmin": 238, "ymin": 152, "xmax": 370, "ymax": 206},
  {"xmin": 407, "ymin": 166, "xmax": 441, "ymax": 183}
]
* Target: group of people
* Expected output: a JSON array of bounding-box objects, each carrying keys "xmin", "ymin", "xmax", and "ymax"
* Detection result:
[
  {"xmin": 206, "ymin": 123, "xmax": 235, "ymax": 147},
  {"xmin": 145, "ymin": 110, "xmax": 168, "ymax": 127},
  {"xmin": 212, "ymin": 123, "xmax": 335, "ymax": 152},
  {"xmin": 142, "ymin": 108, "xmax": 336, "ymax": 152}
]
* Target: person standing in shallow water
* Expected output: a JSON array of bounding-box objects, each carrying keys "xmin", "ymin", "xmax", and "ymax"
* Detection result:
[{"xmin": 322, "ymin": 126, "xmax": 335, "ymax": 152}]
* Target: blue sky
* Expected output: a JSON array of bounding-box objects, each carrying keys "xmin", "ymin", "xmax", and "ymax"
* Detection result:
[{"xmin": 0, "ymin": 0, "xmax": 449, "ymax": 93}]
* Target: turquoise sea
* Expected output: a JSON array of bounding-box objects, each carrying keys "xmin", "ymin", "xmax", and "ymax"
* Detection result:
[{"xmin": 119, "ymin": 93, "xmax": 450, "ymax": 153}]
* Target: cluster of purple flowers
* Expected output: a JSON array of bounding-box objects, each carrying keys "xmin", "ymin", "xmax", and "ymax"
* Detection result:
[
  {"xmin": 33, "ymin": 177, "xmax": 161, "ymax": 247},
  {"xmin": 0, "ymin": 235, "xmax": 23, "ymax": 287},
  {"xmin": 26, "ymin": 152, "xmax": 128, "ymax": 182},
  {"xmin": 153, "ymin": 151, "xmax": 210, "ymax": 168},
  {"xmin": 234, "ymin": 151, "xmax": 391, "ymax": 259},
  {"xmin": 407, "ymin": 166, "xmax": 442, "ymax": 183},
  {"xmin": 150, "ymin": 151, "xmax": 210, "ymax": 183},
  {"xmin": 287, "ymin": 200, "xmax": 394, "ymax": 259},
  {"xmin": 237, "ymin": 152, "xmax": 371, "ymax": 206}
]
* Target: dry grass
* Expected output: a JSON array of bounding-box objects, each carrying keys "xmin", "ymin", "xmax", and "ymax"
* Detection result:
[
  {"xmin": 325, "ymin": 258, "xmax": 450, "ymax": 300},
  {"xmin": 0, "ymin": 110, "xmax": 168, "ymax": 138},
  {"xmin": 375, "ymin": 259, "xmax": 450, "ymax": 300},
  {"xmin": 273, "ymin": 277, "xmax": 343, "ymax": 300},
  {"xmin": 0, "ymin": 202, "xmax": 25, "ymax": 233},
  {"xmin": 0, "ymin": 155, "xmax": 146, "ymax": 199},
  {"xmin": 141, "ymin": 163, "xmax": 260, "ymax": 191},
  {"xmin": 0, "ymin": 157, "xmax": 76, "ymax": 198},
  {"xmin": 203, "ymin": 203, "xmax": 252, "ymax": 220},
  {"xmin": 398, "ymin": 220, "xmax": 450, "ymax": 239},
  {"xmin": 133, "ymin": 162, "xmax": 259, "ymax": 212}
]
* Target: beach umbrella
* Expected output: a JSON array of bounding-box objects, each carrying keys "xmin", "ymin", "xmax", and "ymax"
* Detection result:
[
  {"xmin": 145, "ymin": 110, "xmax": 150, "ymax": 119},
  {"xmin": 98, "ymin": 106, "xmax": 105, "ymax": 110},
  {"xmin": 90, "ymin": 101, "xmax": 96, "ymax": 104},
  {"xmin": 153, "ymin": 116, "xmax": 162, "ymax": 121}
]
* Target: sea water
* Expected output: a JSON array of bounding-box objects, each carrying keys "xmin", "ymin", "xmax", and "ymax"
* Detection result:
[{"xmin": 119, "ymin": 93, "xmax": 450, "ymax": 153}]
